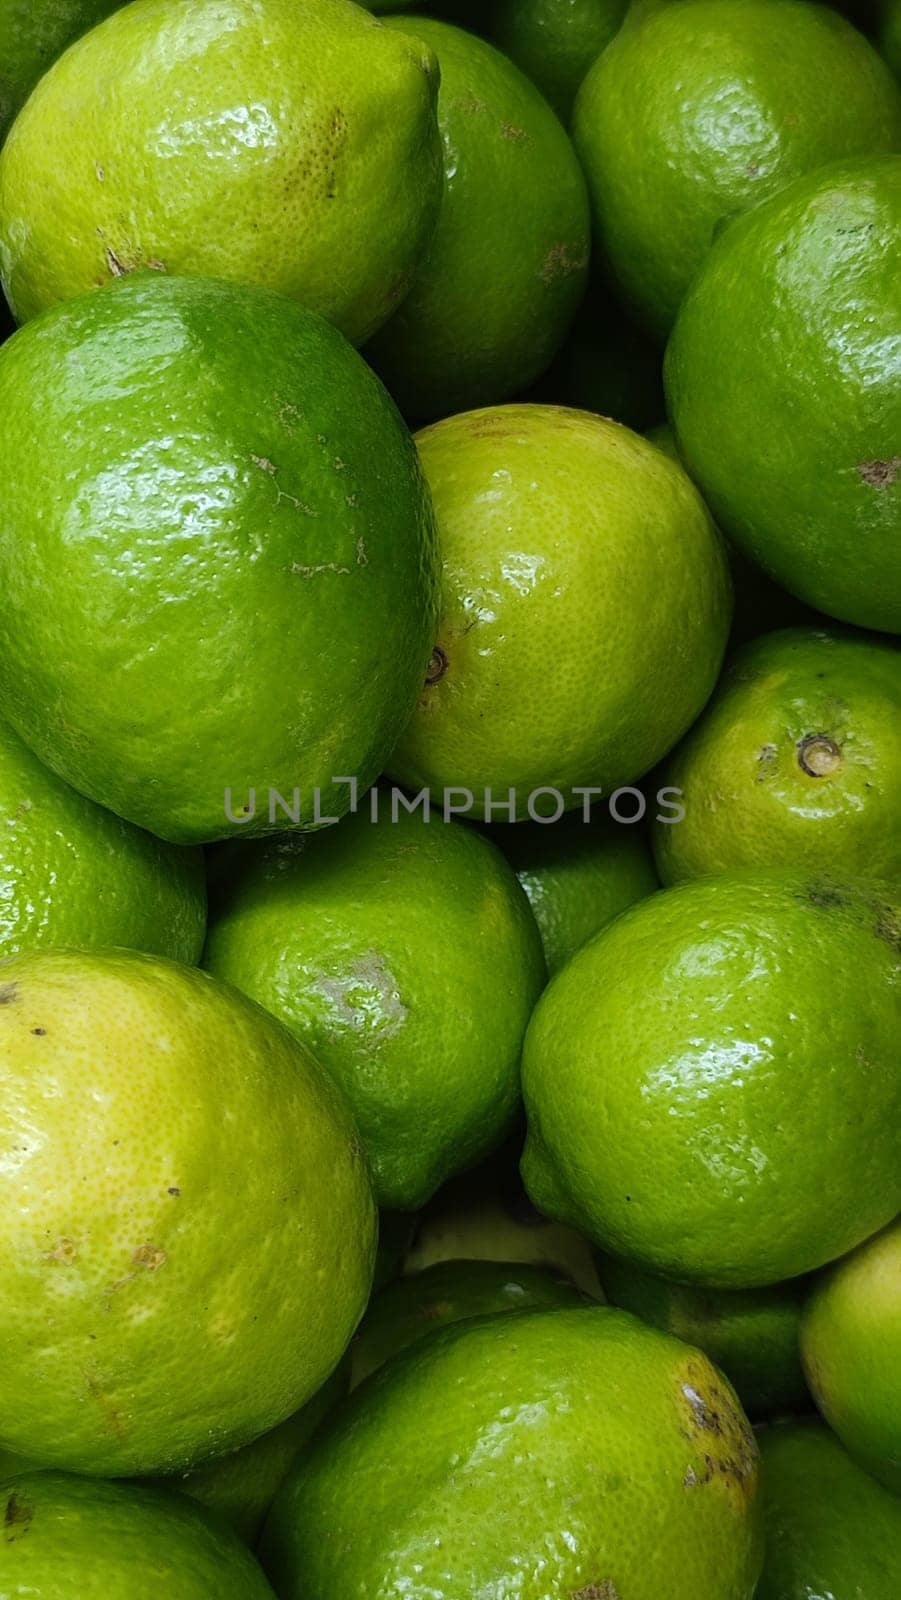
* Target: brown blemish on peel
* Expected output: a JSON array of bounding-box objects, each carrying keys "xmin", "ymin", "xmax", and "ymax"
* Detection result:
[
  {"xmin": 679, "ymin": 1362, "xmax": 758, "ymax": 1495},
  {"xmin": 571, "ymin": 1585, "xmax": 621, "ymax": 1600},
  {"xmin": 132, "ymin": 1244, "xmax": 167, "ymax": 1272},
  {"xmin": 857, "ymin": 458, "xmax": 900, "ymax": 488},
  {"xmin": 501, "ymin": 122, "xmax": 527, "ymax": 141},
  {"xmin": 44, "ymin": 1237, "xmax": 78, "ymax": 1265},
  {"xmin": 797, "ymin": 733, "xmax": 841, "ymax": 777},
  {"xmin": 3, "ymin": 1492, "xmax": 32, "ymax": 1540},
  {"xmin": 756, "ymin": 742, "xmax": 778, "ymax": 781},
  {"xmin": 541, "ymin": 242, "xmax": 589, "ymax": 283},
  {"xmin": 425, "ymin": 645, "xmax": 448, "ymax": 685}
]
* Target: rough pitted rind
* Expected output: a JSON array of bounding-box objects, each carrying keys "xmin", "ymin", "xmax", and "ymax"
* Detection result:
[
  {"xmin": 0, "ymin": 0, "xmax": 444, "ymax": 343},
  {"xmin": 666, "ymin": 156, "xmax": 901, "ymax": 631},
  {"xmin": 522, "ymin": 871, "xmax": 901, "ymax": 1287},
  {"xmin": 0, "ymin": 273, "xmax": 439, "ymax": 842},
  {"xmin": 260, "ymin": 1307, "xmax": 763, "ymax": 1600},
  {"xmin": 0, "ymin": 947, "xmax": 376, "ymax": 1475}
]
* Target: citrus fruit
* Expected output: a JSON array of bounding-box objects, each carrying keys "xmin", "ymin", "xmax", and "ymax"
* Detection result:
[
  {"xmin": 756, "ymin": 1420, "xmax": 901, "ymax": 1599},
  {"xmin": 601, "ymin": 1255, "xmax": 810, "ymax": 1419},
  {"xmin": 154, "ymin": 1362, "xmax": 349, "ymax": 1545},
  {"xmin": 646, "ymin": 423, "xmax": 820, "ymax": 643},
  {"xmin": 522, "ymin": 873, "xmax": 901, "ymax": 1287},
  {"xmin": 406, "ymin": 1161, "xmax": 606, "ymax": 1298},
  {"xmin": 0, "ymin": 0, "xmax": 444, "ymax": 342},
  {"xmin": 351, "ymin": 1257, "xmax": 586, "ymax": 1385},
  {"xmin": 880, "ymin": 0, "xmax": 901, "ymax": 77},
  {"xmin": 0, "ymin": 947, "xmax": 376, "ymax": 1475},
  {"xmin": 365, "ymin": 17, "xmax": 589, "ymax": 420},
  {"xmin": 655, "ymin": 628, "xmax": 901, "ymax": 885},
  {"xmin": 373, "ymin": 1211, "xmax": 419, "ymax": 1292},
  {"xmin": 801, "ymin": 1218, "xmax": 901, "ymax": 1493},
  {"xmin": 535, "ymin": 284, "xmax": 665, "ymax": 431},
  {"xmin": 573, "ymin": 0, "xmax": 901, "ymax": 337},
  {"xmin": 492, "ymin": 808, "xmax": 658, "ymax": 975},
  {"xmin": 0, "ymin": 0, "xmax": 121, "ymax": 142},
  {"xmin": 203, "ymin": 806, "xmax": 545, "ymax": 1211},
  {"xmin": 0, "ymin": 716, "xmax": 205, "ymax": 960},
  {"xmin": 0, "ymin": 1471, "xmax": 275, "ymax": 1596},
  {"xmin": 390, "ymin": 404, "xmax": 732, "ymax": 818},
  {"xmin": 459, "ymin": 0, "xmax": 630, "ymax": 121},
  {"xmin": 260, "ymin": 1306, "xmax": 763, "ymax": 1600},
  {"xmin": 0, "ymin": 273, "xmax": 438, "ymax": 844},
  {"xmin": 666, "ymin": 156, "xmax": 901, "ymax": 633}
]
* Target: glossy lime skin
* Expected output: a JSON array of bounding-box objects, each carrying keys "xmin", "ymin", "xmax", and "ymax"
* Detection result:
[
  {"xmin": 494, "ymin": 809, "xmax": 658, "ymax": 975},
  {"xmin": 756, "ymin": 1421, "xmax": 901, "ymax": 1599},
  {"xmin": 0, "ymin": 274, "xmax": 438, "ymax": 844},
  {"xmin": 154, "ymin": 1363, "xmax": 348, "ymax": 1546},
  {"xmin": 0, "ymin": 718, "xmax": 205, "ymax": 960},
  {"xmin": 366, "ymin": 18, "xmax": 589, "ymax": 420},
  {"xmin": 522, "ymin": 874, "xmax": 901, "ymax": 1288},
  {"xmin": 801, "ymin": 1219, "xmax": 901, "ymax": 1493},
  {"xmin": 0, "ymin": 948, "xmax": 376, "ymax": 1475},
  {"xmin": 391, "ymin": 404, "xmax": 732, "ymax": 817},
  {"xmin": 655, "ymin": 628, "xmax": 901, "ymax": 884},
  {"xmin": 0, "ymin": 1472, "xmax": 275, "ymax": 1596},
  {"xmin": 261, "ymin": 1308, "xmax": 763, "ymax": 1600},
  {"xmin": 351, "ymin": 1258, "xmax": 585, "ymax": 1385},
  {"xmin": 0, "ymin": 0, "xmax": 444, "ymax": 343},
  {"xmin": 479, "ymin": 0, "xmax": 630, "ymax": 120},
  {"xmin": 0, "ymin": 0, "xmax": 122, "ymax": 141},
  {"xmin": 601, "ymin": 1255, "xmax": 810, "ymax": 1419},
  {"xmin": 204, "ymin": 807, "xmax": 545, "ymax": 1211},
  {"xmin": 667, "ymin": 157, "xmax": 901, "ymax": 633},
  {"xmin": 574, "ymin": 0, "xmax": 901, "ymax": 337}
]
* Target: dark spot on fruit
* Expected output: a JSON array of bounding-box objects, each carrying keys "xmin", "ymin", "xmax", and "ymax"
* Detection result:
[
  {"xmin": 0, "ymin": 982, "xmax": 19, "ymax": 1006},
  {"xmin": 167, "ymin": 1187, "xmax": 181, "ymax": 1197},
  {"xmin": 798, "ymin": 881, "xmax": 847, "ymax": 910},
  {"xmin": 105, "ymin": 245, "xmax": 126, "ymax": 276},
  {"xmin": 132, "ymin": 1243, "xmax": 166, "ymax": 1272},
  {"xmin": 426, "ymin": 645, "xmax": 448, "ymax": 685},
  {"xmin": 797, "ymin": 733, "xmax": 841, "ymax": 777},
  {"xmin": 31, "ymin": 1026, "xmax": 46, "ymax": 1036},
  {"xmin": 756, "ymin": 743, "xmax": 778, "ymax": 781},
  {"xmin": 44, "ymin": 1237, "xmax": 77, "ymax": 1264},
  {"xmin": 571, "ymin": 1585, "xmax": 621, "ymax": 1600},
  {"xmin": 857, "ymin": 457, "xmax": 900, "ymax": 488},
  {"xmin": 419, "ymin": 1300, "xmax": 453, "ymax": 1322},
  {"xmin": 874, "ymin": 905, "xmax": 901, "ymax": 954},
  {"xmin": 541, "ymin": 241, "xmax": 589, "ymax": 284},
  {"xmin": 682, "ymin": 1382, "xmax": 724, "ymax": 1434},
  {"xmin": 3, "ymin": 1492, "xmax": 32, "ymax": 1540},
  {"xmin": 501, "ymin": 121, "xmax": 527, "ymax": 142}
]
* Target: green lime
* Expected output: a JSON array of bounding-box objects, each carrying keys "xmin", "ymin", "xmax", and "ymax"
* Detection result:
[
  {"xmin": 574, "ymin": 0, "xmax": 901, "ymax": 336},
  {"xmin": 0, "ymin": 1472, "xmax": 275, "ymax": 1596},
  {"xmin": 390, "ymin": 404, "xmax": 732, "ymax": 818},
  {"xmin": 0, "ymin": 0, "xmax": 444, "ymax": 342},
  {"xmin": 534, "ymin": 284, "xmax": 665, "ymax": 431},
  {"xmin": 756, "ymin": 1420, "xmax": 901, "ymax": 1599},
  {"xmin": 666, "ymin": 156, "xmax": 901, "ymax": 632},
  {"xmin": 373, "ymin": 1211, "xmax": 420, "ymax": 1292},
  {"xmin": 154, "ymin": 1363, "xmax": 348, "ymax": 1546},
  {"xmin": 473, "ymin": 0, "xmax": 630, "ymax": 120},
  {"xmin": 522, "ymin": 873, "xmax": 901, "ymax": 1287},
  {"xmin": 261, "ymin": 1306, "xmax": 763, "ymax": 1599},
  {"xmin": 0, "ymin": 0, "xmax": 122, "ymax": 142},
  {"xmin": 351, "ymin": 1258, "xmax": 585, "ymax": 1385},
  {"xmin": 0, "ymin": 273, "xmax": 438, "ymax": 844},
  {"xmin": 0, "ymin": 947, "xmax": 375, "ymax": 1475},
  {"xmin": 801, "ymin": 1218, "xmax": 901, "ymax": 1493},
  {"xmin": 601, "ymin": 1255, "xmax": 810, "ymax": 1419},
  {"xmin": 492, "ymin": 808, "xmax": 658, "ymax": 975},
  {"xmin": 406, "ymin": 1160, "xmax": 606, "ymax": 1299},
  {"xmin": 0, "ymin": 717, "xmax": 205, "ymax": 961},
  {"xmin": 366, "ymin": 17, "xmax": 589, "ymax": 419},
  {"xmin": 654, "ymin": 628, "xmax": 901, "ymax": 885},
  {"xmin": 879, "ymin": 0, "xmax": 901, "ymax": 77},
  {"xmin": 203, "ymin": 806, "xmax": 545, "ymax": 1211},
  {"xmin": 646, "ymin": 423, "xmax": 820, "ymax": 644}
]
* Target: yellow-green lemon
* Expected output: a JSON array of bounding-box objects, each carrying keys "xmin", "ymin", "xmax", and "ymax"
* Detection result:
[
  {"xmin": 0, "ymin": 0, "xmax": 444, "ymax": 342},
  {"xmin": 0, "ymin": 947, "xmax": 375, "ymax": 1475}
]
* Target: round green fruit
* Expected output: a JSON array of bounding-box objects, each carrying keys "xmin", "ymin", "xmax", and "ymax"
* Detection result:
[
  {"xmin": 0, "ymin": 273, "xmax": 438, "ymax": 844},
  {"xmin": 390, "ymin": 404, "xmax": 732, "ymax": 818},
  {"xmin": 0, "ymin": 1472, "xmax": 275, "ymax": 1596},
  {"xmin": 366, "ymin": 17, "xmax": 589, "ymax": 420},
  {"xmin": 801, "ymin": 1217, "xmax": 901, "ymax": 1493},
  {"xmin": 0, "ymin": 717, "xmax": 205, "ymax": 960},
  {"xmin": 481, "ymin": 0, "xmax": 630, "ymax": 120},
  {"xmin": 601, "ymin": 1256, "xmax": 810, "ymax": 1419},
  {"xmin": 666, "ymin": 156, "xmax": 901, "ymax": 633},
  {"xmin": 756, "ymin": 1421, "xmax": 901, "ymax": 1599},
  {"xmin": 493, "ymin": 808, "xmax": 658, "ymax": 975},
  {"xmin": 261, "ymin": 1307, "xmax": 763, "ymax": 1600},
  {"xmin": 654, "ymin": 628, "xmax": 901, "ymax": 884},
  {"xmin": 0, "ymin": 0, "xmax": 444, "ymax": 342},
  {"xmin": 204, "ymin": 806, "xmax": 545, "ymax": 1210},
  {"xmin": 0, "ymin": 947, "xmax": 375, "ymax": 1475},
  {"xmin": 0, "ymin": 0, "xmax": 122, "ymax": 142},
  {"xmin": 536, "ymin": 286, "xmax": 665, "ymax": 432},
  {"xmin": 574, "ymin": 0, "xmax": 901, "ymax": 336},
  {"xmin": 522, "ymin": 873, "xmax": 901, "ymax": 1287},
  {"xmin": 351, "ymin": 1257, "xmax": 585, "ymax": 1385}
]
